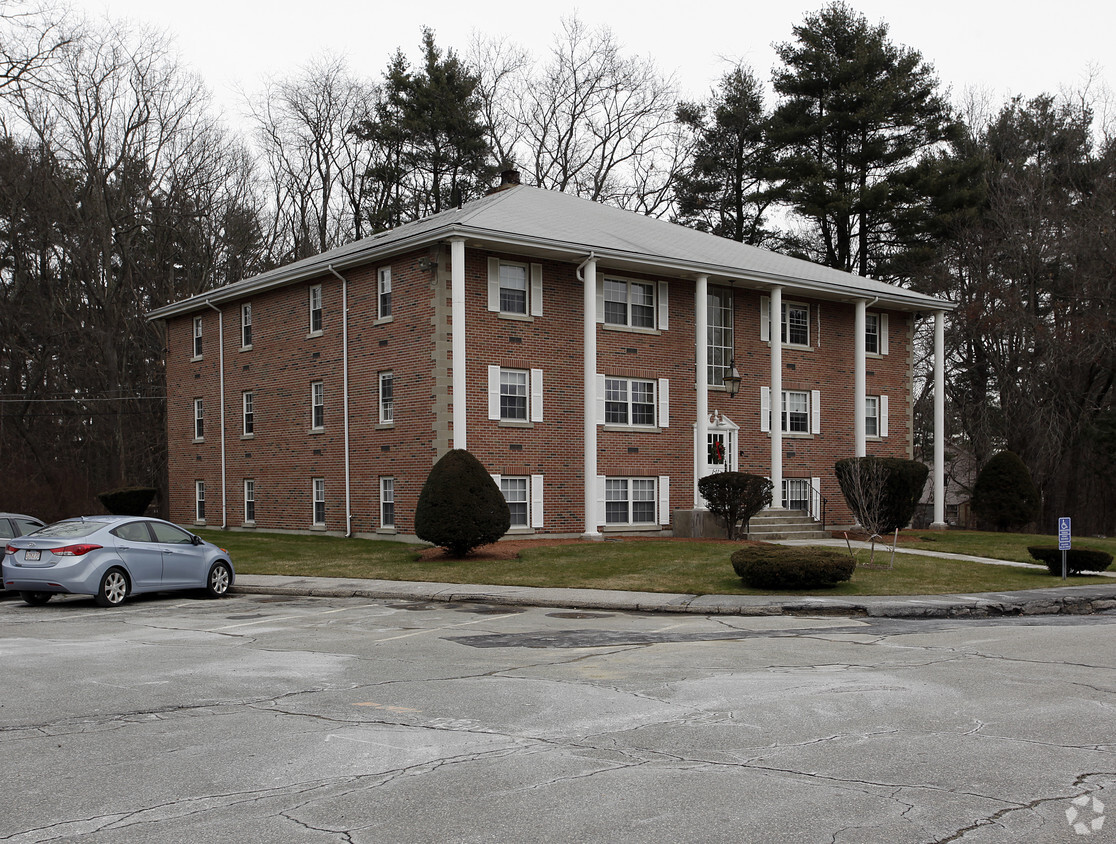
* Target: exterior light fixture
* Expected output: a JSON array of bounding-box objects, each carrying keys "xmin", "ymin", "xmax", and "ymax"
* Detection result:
[{"xmin": 723, "ymin": 360, "xmax": 742, "ymax": 398}]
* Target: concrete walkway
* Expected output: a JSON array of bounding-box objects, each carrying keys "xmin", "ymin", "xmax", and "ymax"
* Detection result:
[{"xmin": 233, "ymin": 540, "xmax": 1116, "ymax": 618}]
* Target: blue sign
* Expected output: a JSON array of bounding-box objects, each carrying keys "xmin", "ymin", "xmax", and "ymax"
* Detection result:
[{"xmin": 1058, "ymin": 517, "xmax": 1071, "ymax": 551}]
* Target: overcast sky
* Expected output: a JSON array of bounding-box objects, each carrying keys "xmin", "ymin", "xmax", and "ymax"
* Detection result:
[{"xmin": 72, "ymin": 0, "xmax": 1112, "ymax": 118}]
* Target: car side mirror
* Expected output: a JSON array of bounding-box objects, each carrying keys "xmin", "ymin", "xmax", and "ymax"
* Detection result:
[{"xmin": 191, "ymin": 534, "xmax": 203, "ymax": 546}]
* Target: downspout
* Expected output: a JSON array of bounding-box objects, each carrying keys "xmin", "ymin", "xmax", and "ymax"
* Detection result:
[
  {"xmin": 577, "ymin": 252, "xmax": 600, "ymax": 538},
  {"xmin": 204, "ymin": 301, "xmax": 227, "ymax": 529},
  {"xmin": 327, "ymin": 265, "xmax": 353, "ymax": 537}
]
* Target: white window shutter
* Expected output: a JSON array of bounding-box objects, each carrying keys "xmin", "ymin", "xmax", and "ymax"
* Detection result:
[
  {"xmin": 531, "ymin": 474, "xmax": 544, "ymax": 528},
  {"xmin": 487, "ymin": 258, "xmax": 501, "ymax": 312},
  {"xmin": 596, "ymin": 374, "xmax": 606, "ymax": 425},
  {"xmin": 811, "ymin": 390, "xmax": 822, "ymax": 434},
  {"xmin": 530, "ymin": 263, "xmax": 543, "ymax": 317},
  {"xmin": 595, "ymin": 278, "xmax": 605, "ymax": 323},
  {"xmin": 658, "ymin": 281, "xmax": 669, "ymax": 330},
  {"xmin": 531, "ymin": 368, "xmax": 543, "ymax": 422},
  {"xmin": 658, "ymin": 475, "xmax": 671, "ymax": 525},
  {"xmin": 596, "ymin": 475, "xmax": 606, "ymax": 528},
  {"xmin": 810, "ymin": 477, "xmax": 821, "ymax": 516},
  {"xmin": 658, "ymin": 378, "xmax": 669, "ymax": 428},
  {"xmin": 487, "ymin": 365, "xmax": 501, "ymax": 420},
  {"xmin": 880, "ymin": 394, "xmax": 889, "ymax": 438},
  {"xmin": 491, "ymin": 473, "xmax": 502, "ymax": 486},
  {"xmin": 760, "ymin": 386, "xmax": 771, "ymax": 432},
  {"xmin": 760, "ymin": 295, "xmax": 770, "ymax": 341},
  {"xmin": 880, "ymin": 313, "xmax": 889, "ymax": 355}
]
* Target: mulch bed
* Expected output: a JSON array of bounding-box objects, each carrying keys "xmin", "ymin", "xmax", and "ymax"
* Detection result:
[{"xmin": 416, "ymin": 535, "xmax": 747, "ymax": 562}]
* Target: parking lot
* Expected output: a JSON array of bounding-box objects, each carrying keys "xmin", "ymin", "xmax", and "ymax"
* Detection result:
[{"xmin": 2, "ymin": 592, "xmax": 1113, "ymax": 842}]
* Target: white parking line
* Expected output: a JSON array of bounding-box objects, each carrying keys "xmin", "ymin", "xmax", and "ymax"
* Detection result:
[{"xmin": 374, "ymin": 613, "xmax": 520, "ymax": 643}]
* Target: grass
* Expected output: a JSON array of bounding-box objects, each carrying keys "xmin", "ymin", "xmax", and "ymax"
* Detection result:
[
  {"xmin": 899, "ymin": 529, "xmax": 1116, "ymax": 564},
  {"xmin": 196, "ymin": 529, "xmax": 1113, "ymax": 597}
]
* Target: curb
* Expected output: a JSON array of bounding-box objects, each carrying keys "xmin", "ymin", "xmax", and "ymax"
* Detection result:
[{"xmin": 231, "ymin": 575, "xmax": 1116, "ymax": 619}]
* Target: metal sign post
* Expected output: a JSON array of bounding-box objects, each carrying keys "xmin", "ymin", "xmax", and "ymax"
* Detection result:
[{"xmin": 1058, "ymin": 517, "xmax": 1071, "ymax": 580}]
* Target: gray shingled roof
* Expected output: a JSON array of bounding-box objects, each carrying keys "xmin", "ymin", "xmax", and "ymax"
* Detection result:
[{"xmin": 148, "ymin": 185, "xmax": 952, "ymax": 319}]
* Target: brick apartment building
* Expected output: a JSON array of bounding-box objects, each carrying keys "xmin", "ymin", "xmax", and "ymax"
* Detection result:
[{"xmin": 148, "ymin": 181, "xmax": 954, "ymax": 540}]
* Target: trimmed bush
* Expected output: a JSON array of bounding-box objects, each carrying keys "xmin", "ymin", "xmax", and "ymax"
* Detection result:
[
  {"xmin": 415, "ymin": 449, "xmax": 511, "ymax": 557},
  {"xmin": 1027, "ymin": 546, "xmax": 1113, "ymax": 575},
  {"xmin": 834, "ymin": 456, "xmax": 928, "ymax": 534},
  {"xmin": 97, "ymin": 486, "xmax": 158, "ymax": 516},
  {"xmin": 730, "ymin": 544, "xmax": 856, "ymax": 590},
  {"xmin": 697, "ymin": 472, "xmax": 773, "ymax": 540},
  {"xmin": 972, "ymin": 451, "xmax": 1040, "ymax": 531}
]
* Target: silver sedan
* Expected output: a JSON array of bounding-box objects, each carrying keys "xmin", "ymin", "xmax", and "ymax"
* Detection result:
[{"xmin": 2, "ymin": 516, "xmax": 234, "ymax": 607}]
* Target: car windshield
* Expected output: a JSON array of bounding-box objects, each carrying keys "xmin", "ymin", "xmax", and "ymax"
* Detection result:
[{"xmin": 32, "ymin": 520, "xmax": 110, "ymax": 538}]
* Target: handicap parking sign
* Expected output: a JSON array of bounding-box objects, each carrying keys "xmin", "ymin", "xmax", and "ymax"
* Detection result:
[{"xmin": 1058, "ymin": 517, "xmax": 1071, "ymax": 551}]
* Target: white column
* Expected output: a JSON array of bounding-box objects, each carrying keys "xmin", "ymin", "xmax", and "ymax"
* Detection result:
[
  {"xmin": 933, "ymin": 309, "xmax": 947, "ymax": 528},
  {"xmin": 450, "ymin": 237, "xmax": 467, "ymax": 451},
  {"xmin": 854, "ymin": 299, "xmax": 867, "ymax": 457},
  {"xmin": 582, "ymin": 257, "xmax": 600, "ymax": 538},
  {"xmin": 770, "ymin": 285, "xmax": 783, "ymax": 508},
  {"xmin": 694, "ymin": 274, "xmax": 709, "ymax": 507}
]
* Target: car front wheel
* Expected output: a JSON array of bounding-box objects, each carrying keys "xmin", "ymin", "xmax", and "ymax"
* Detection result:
[
  {"xmin": 96, "ymin": 568, "xmax": 129, "ymax": 607},
  {"xmin": 20, "ymin": 591, "xmax": 52, "ymax": 605},
  {"xmin": 206, "ymin": 561, "xmax": 232, "ymax": 597}
]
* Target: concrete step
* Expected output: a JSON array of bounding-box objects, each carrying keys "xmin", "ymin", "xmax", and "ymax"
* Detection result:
[{"xmin": 745, "ymin": 509, "xmax": 827, "ymax": 541}]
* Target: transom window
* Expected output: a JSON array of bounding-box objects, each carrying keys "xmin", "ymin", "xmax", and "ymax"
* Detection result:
[
  {"xmin": 500, "ymin": 369, "xmax": 528, "ymax": 421},
  {"xmin": 782, "ymin": 390, "xmax": 810, "ymax": 433},
  {"xmin": 309, "ymin": 285, "xmax": 323, "ymax": 333},
  {"xmin": 241, "ymin": 304, "xmax": 252, "ymax": 347},
  {"xmin": 378, "ymin": 267, "xmax": 392, "ymax": 319},
  {"xmin": 604, "ymin": 278, "xmax": 655, "ymax": 328},
  {"xmin": 501, "ymin": 477, "xmax": 529, "ymax": 528},
  {"xmin": 782, "ymin": 302, "xmax": 809, "ymax": 346},
  {"xmin": 379, "ymin": 371, "xmax": 394, "ymax": 423},
  {"xmin": 708, "ymin": 286, "xmax": 734, "ymax": 385},
  {"xmin": 605, "ymin": 378, "xmax": 656, "ymax": 426},
  {"xmin": 192, "ymin": 316, "xmax": 203, "ymax": 358},
  {"xmin": 605, "ymin": 478, "xmax": 657, "ymax": 525}
]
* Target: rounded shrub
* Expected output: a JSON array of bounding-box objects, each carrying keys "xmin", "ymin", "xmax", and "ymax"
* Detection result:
[
  {"xmin": 971, "ymin": 451, "xmax": 1040, "ymax": 531},
  {"xmin": 696, "ymin": 471, "xmax": 773, "ymax": 539},
  {"xmin": 414, "ymin": 449, "xmax": 511, "ymax": 557},
  {"xmin": 1027, "ymin": 546, "xmax": 1113, "ymax": 575},
  {"xmin": 730, "ymin": 544, "xmax": 856, "ymax": 590}
]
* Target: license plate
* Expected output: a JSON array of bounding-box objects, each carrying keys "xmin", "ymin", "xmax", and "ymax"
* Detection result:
[{"xmin": 24, "ymin": 550, "xmax": 40, "ymax": 561}]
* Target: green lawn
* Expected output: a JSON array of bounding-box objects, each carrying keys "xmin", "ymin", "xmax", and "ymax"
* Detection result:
[
  {"xmin": 899, "ymin": 529, "xmax": 1116, "ymax": 564},
  {"xmin": 197, "ymin": 529, "xmax": 1112, "ymax": 597}
]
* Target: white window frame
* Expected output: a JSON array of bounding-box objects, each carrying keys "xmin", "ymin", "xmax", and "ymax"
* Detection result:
[
  {"xmin": 193, "ymin": 398, "xmax": 204, "ymax": 440},
  {"xmin": 602, "ymin": 477, "xmax": 665, "ymax": 526},
  {"xmin": 708, "ymin": 286, "xmax": 733, "ymax": 385},
  {"xmin": 379, "ymin": 371, "xmax": 394, "ymax": 424},
  {"xmin": 377, "ymin": 266, "xmax": 392, "ymax": 319},
  {"xmin": 309, "ymin": 284, "xmax": 323, "ymax": 334},
  {"xmin": 380, "ymin": 477, "xmax": 395, "ymax": 528},
  {"xmin": 760, "ymin": 388, "xmax": 821, "ymax": 435},
  {"xmin": 487, "ymin": 258, "xmax": 543, "ymax": 317},
  {"xmin": 501, "ymin": 476, "xmax": 530, "ymax": 528},
  {"xmin": 311, "ymin": 381, "xmax": 324, "ymax": 430},
  {"xmin": 195, "ymin": 480, "xmax": 205, "ymax": 522},
  {"xmin": 243, "ymin": 478, "xmax": 255, "ymax": 523},
  {"xmin": 865, "ymin": 312, "xmax": 889, "ymax": 355},
  {"xmin": 760, "ymin": 297, "xmax": 811, "ymax": 347},
  {"xmin": 600, "ymin": 277, "xmax": 666, "ymax": 330},
  {"xmin": 241, "ymin": 303, "xmax": 253, "ymax": 348},
  {"xmin": 192, "ymin": 316, "xmax": 203, "ymax": 358},
  {"xmin": 488, "ymin": 366, "xmax": 543, "ymax": 423},
  {"xmin": 242, "ymin": 391, "xmax": 254, "ymax": 436},
  {"xmin": 312, "ymin": 478, "xmax": 325, "ymax": 526},
  {"xmin": 866, "ymin": 394, "xmax": 889, "ymax": 438}
]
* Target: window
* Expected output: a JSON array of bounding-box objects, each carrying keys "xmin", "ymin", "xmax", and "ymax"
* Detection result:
[
  {"xmin": 241, "ymin": 303, "xmax": 253, "ymax": 348},
  {"xmin": 783, "ymin": 390, "xmax": 810, "ymax": 433},
  {"xmin": 309, "ymin": 284, "xmax": 322, "ymax": 333},
  {"xmin": 312, "ymin": 478, "xmax": 325, "ymax": 525},
  {"xmin": 605, "ymin": 478, "xmax": 657, "ymax": 525},
  {"xmin": 379, "ymin": 371, "xmax": 394, "ymax": 423},
  {"xmin": 604, "ymin": 278, "xmax": 655, "ymax": 328},
  {"xmin": 708, "ymin": 286, "xmax": 734, "ymax": 385},
  {"xmin": 782, "ymin": 302, "xmax": 809, "ymax": 345},
  {"xmin": 783, "ymin": 478, "xmax": 810, "ymax": 511},
  {"xmin": 192, "ymin": 316, "xmax": 203, "ymax": 358},
  {"xmin": 378, "ymin": 267, "xmax": 392, "ymax": 319},
  {"xmin": 488, "ymin": 366, "xmax": 543, "ymax": 423},
  {"xmin": 488, "ymin": 258, "xmax": 542, "ymax": 316},
  {"xmin": 501, "ymin": 477, "xmax": 529, "ymax": 528},
  {"xmin": 605, "ymin": 378, "xmax": 656, "ymax": 426},
  {"xmin": 242, "ymin": 391, "xmax": 254, "ymax": 436},
  {"xmin": 195, "ymin": 481, "xmax": 205, "ymax": 521},
  {"xmin": 194, "ymin": 398, "xmax": 204, "ymax": 440},
  {"xmin": 380, "ymin": 477, "xmax": 395, "ymax": 528},
  {"xmin": 866, "ymin": 395, "xmax": 888, "ymax": 438},
  {"xmin": 865, "ymin": 312, "xmax": 888, "ymax": 355},
  {"xmin": 244, "ymin": 479, "xmax": 255, "ymax": 523},
  {"xmin": 311, "ymin": 381, "xmax": 324, "ymax": 430}
]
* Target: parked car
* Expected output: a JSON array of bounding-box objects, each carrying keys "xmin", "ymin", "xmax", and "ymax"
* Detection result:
[
  {"xmin": 2, "ymin": 516, "xmax": 233, "ymax": 607},
  {"xmin": 0, "ymin": 513, "xmax": 45, "ymax": 540}
]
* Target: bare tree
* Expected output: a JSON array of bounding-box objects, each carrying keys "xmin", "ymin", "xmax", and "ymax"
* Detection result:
[{"xmin": 0, "ymin": 0, "xmax": 71, "ymax": 92}]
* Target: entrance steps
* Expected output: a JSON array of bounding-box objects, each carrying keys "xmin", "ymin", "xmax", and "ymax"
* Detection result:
[{"xmin": 745, "ymin": 508, "xmax": 829, "ymax": 541}]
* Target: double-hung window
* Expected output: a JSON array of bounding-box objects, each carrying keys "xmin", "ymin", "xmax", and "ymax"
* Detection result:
[
  {"xmin": 605, "ymin": 478, "xmax": 657, "ymax": 525},
  {"xmin": 380, "ymin": 477, "xmax": 395, "ymax": 528},
  {"xmin": 378, "ymin": 267, "xmax": 392, "ymax": 319},
  {"xmin": 708, "ymin": 286, "xmax": 734, "ymax": 385},
  {"xmin": 241, "ymin": 303, "xmax": 253, "ymax": 348},
  {"xmin": 379, "ymin": 371, "xmax": 394, "ymax": 424},
  {"xmin": 192, "ymin": 316, "xmax": 203, "ymax": 358},
  {"xmin": 865, "ymin": 312, "xmax": 889, "ymax": 355},
  {"xmin": 312, "ymin": 478, "xmax": 325, "ymax": 526},
  {"xmin": 783, "ymin": 390, "xmax": 810, "ymax": 433},
  {"xmin": 242, "ymin": 391, "xmax": 255, "ymax": 436},
  {"xmin": 782, "ymin": 303, "xmax": 809, "ymax": 345},
  {"xmin": 499, "ymin": 262, "xmax": 527, "ymax": 314},
  {"xmin": 760, "ymin": 388, "xmax": 821, "ymax": 435},
  {"xmin": 309, "ymin": 285, "xmax": 323, "ymax": 334},
  {"xmin": 488, "ymin": 258, "xmax": 542, "ymax": 317},
  {"xmin": 500, "ymin": 370, "xmax": 527, "ymax": 421},
  {"xmin": 311, "ymin": 381, "xmax": 324, "ymax": 430},
  {"xmin": 244, "ymin": 479, "xmax": 255, "ymax": 523},
  {"xmin": 604, "ymin": 278, "xmax": 655, "ymax": 328},
  {"xmin": 489, "ymin": 366, "xmax": 543, "ymax": 423},
  {"xmin": 866, "ymin": 395, "xmax": 888, "ymax": 438},
  {"xmin": 193, "ymin": 398, "xmax": 204, "ymax": 440},
  {"xmin": 605, "ymin": 378, "xmax": 656, "ymax": 426},
  {"xmin": 501, "ymin": 477, "xmax": 529, "ymax": 528},
  {"xmin": 195, "ymin": 481, "xmax": 206, "ymax": 522}
]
